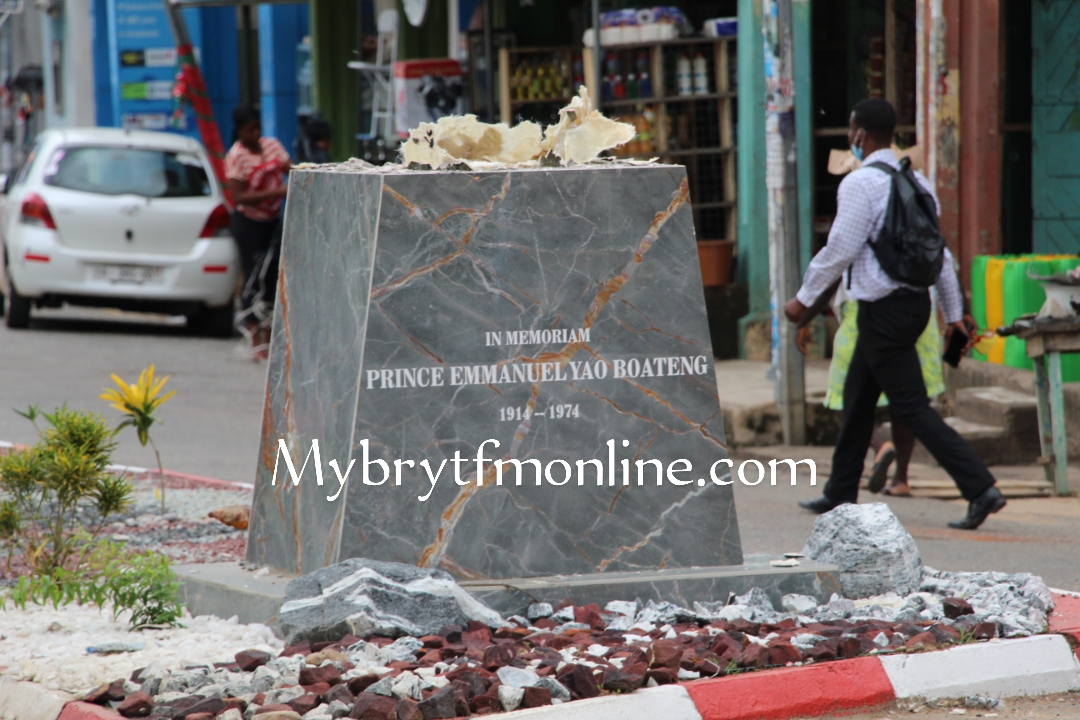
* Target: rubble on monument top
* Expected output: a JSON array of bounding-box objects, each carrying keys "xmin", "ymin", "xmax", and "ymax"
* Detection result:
[{"xmin": 397, "ymin": 87, "xmax": 637, "ymax": 169}]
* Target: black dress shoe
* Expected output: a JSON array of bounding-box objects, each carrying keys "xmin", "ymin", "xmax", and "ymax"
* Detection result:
[
  {"xmin": 947, "ymin": 486, "xmax": 1006, "ymax": 530},
  {"xmin": 798, "ymin": 495, "xmax": 849, "ymax": 514}
]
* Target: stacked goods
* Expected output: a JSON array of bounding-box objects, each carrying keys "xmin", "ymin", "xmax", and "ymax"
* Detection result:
[{"xmin": 970, "ymin": 254, "xmax": 1080, "ymax": 380}]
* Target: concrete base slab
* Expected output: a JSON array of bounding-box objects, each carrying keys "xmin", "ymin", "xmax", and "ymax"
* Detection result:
[
  {"xmin": 880, "ymin": 634, "xmax": 1080, "ymax": 700},
  {"xmin": 462, "ymin": 554, "xmax": 841, "ymax": 615},
  {"xmin": 176, "ymin": 555, "xmax": 839, "ymax": 630},
  {"xmin": 176, "ymin": 562, "xmax": 295, "ymax": 632},
  {"xmin": 0, "ymin": 678, "xmax": 70, "ymax": 720}
]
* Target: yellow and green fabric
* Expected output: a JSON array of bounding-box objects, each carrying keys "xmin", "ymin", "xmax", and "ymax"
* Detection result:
[{"xmin": 825, "ymin": 300, "xmax": 945, "ymax": 410}]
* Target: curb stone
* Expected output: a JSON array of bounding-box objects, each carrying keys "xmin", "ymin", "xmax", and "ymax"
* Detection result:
[
  {"xmin": 56, "ymin": 703, "xmax": 123, "ymax": 720},
  {"xmin": 0, "ymin": 678, "xmax": 71, "ymax": 720}
]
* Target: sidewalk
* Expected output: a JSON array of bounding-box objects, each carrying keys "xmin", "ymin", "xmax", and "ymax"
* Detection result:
[{"xmin": 715, "ymin": 359, "xmax": 832, "ymax": 447}]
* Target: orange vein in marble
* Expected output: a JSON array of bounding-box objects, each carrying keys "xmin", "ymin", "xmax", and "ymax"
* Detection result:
[
  {"xmin": 372, "ymin": 177, "xmax": 511, "ymax": 299},
  {"xmin": 418, "ymin": 384, "xmax": 539, "ymax": 569}
]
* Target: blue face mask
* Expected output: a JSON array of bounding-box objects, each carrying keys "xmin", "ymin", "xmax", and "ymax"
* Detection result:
[{"xmin": 852, "ymin": 144, "xmax": 864, "ymax": 162}]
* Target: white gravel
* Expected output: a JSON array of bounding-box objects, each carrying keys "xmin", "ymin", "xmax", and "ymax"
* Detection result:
[{"xmin": 0, "ymin": 602, "xmax": 281, "ymax": 694}]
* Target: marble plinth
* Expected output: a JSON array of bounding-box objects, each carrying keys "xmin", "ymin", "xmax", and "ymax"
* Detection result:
[
  {"xmin": 463, "ymin": 555, "xmax": 843, "ymax": 615},
  {"xmin": 248, "ymin": 162, "xmax": 743, "ymax": 580}
]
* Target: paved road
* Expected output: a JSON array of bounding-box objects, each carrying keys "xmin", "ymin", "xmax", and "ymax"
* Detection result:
[
  {"xmin": 819, "ymin": 692, "xmax": 1080, "ymax": 719},
  {"xmin": 0, "ymin": 307, "xmax": 266, "ymax": 484},
  {"xmin": 3, "ymin": 308, "xmax": 1078, "ymax": 591},
  {"xmin": 732, "ymin": 446, "xmax": 1080, "ymax": 593}
]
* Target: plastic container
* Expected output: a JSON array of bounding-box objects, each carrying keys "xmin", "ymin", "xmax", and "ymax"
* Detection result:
[
  {"xmin": 677, "ymin": 54, "xmax": 692, "ymax": 96},
  {"xmin": 692, "ymin": 53, "xmax": 709, "ymax": 94},
  {"xmin": 703, "ymin": 17, "xmax": 738, "ymax": 37}
]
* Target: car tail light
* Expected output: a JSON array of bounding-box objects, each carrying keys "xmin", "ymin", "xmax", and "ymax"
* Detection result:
[
  {"xmin": 202, "ymin": 265, "xmax": 229, "ymax": 273},
  {"xmin": 24, "ymin": 252, "xmax": 50, "ymax": 262},
  {"xmin": 20, "ymin": 193, "xmax": 56, "ymax": 229},
  {"xmin": 199, "ymin": 204, "xmax": 231, "ymax": 238}
]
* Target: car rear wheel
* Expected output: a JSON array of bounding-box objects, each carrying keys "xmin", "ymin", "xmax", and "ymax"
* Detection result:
[
  {"xmin": 5, "ymin": 285, "xmax": 31, "ymax": 329},
  {"xmin": 187, "ymin": 304, "xmax": 235, "ymax": 338}
]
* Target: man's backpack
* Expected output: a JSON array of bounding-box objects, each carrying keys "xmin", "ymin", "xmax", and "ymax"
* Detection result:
[{"xmin": 865, "ymin": 158, "xmax": 945, "ymax": 287}]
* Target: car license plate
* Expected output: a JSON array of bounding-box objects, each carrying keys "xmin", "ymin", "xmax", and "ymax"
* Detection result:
[{"xmin": 91, "ymin": 264, "xmax": 164, "ymax": 285}]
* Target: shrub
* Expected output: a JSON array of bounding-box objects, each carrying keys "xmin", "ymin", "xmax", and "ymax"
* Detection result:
[
  {"xmin": 0, "ymin": 407, "xmax": 133, "ymax": 575},
  {"xmin": 3, "ymin": 538, "xmax": 183, "ymax": 628}
]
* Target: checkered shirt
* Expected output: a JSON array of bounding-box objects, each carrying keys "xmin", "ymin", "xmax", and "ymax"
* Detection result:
[{"xmin": 795, "ymin": 148, "xmax": 963, "ymax": 324}]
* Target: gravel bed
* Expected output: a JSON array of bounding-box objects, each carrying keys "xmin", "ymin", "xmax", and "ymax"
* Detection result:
[
  {"xmin": 0, "ymin": 602, "xmax": 280, "ymax": 693},
  {"xmin": 45, "ymin": 569, "xmax": 1055, "ymax": 720}
]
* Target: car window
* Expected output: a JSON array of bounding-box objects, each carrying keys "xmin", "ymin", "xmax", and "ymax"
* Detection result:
[
  {"xmin": 13, "ymin": 140, "xmax": 41, "ymax": 186},
  {"xmin": 42, "ymin": 146, "xmax": 212, "ymax": 198}
]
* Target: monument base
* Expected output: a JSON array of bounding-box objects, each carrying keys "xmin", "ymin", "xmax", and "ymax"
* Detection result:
[
  {"xmin": 175, "ymin": 556, "xmax": 839, "ymax": 633},
  {"xmin": 461, "ymin": 554, "xmax": 841, "ymax": 615}
]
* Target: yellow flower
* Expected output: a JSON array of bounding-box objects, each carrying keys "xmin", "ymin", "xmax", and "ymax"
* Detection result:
[{"xmin": 100, "ymin": 365, "xmax": 176, "ymax": 446}]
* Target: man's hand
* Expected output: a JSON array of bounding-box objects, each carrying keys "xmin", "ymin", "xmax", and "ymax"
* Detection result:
[
  {"xmin": 796, "ymin": 326, "xmax": 813, "ymax": 355},
  {"xmin": 944, "ymin": 320, "xmax": 972, "ymax": 352},
  {"xmin": 783, "ymin": 297, "xmax": 807, "ymax": 324}
]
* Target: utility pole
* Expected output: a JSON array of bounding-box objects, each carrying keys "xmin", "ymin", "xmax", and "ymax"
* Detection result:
[{"xmin": 762, "ymin": 0, "xmax": 805, "ymax": 445}]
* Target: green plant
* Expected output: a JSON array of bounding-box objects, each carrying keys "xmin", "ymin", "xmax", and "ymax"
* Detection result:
[
  {"xmin": 101, "ymin": 365, "xmax": 176, "ymax": 514},
  {"xmin": 1, "ymin": 539, "xmax": 183, "ymax": 628},
  {"xmin": 0, "ymin": 407, "xmax": 133, "ymax": 574}
]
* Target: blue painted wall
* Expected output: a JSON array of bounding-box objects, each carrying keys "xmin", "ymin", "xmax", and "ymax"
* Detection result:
[
  {"xmin": 185, "ymin": 7, "xmax": 241, "ymax": 146},
  {"xmin": 92, "ymin": 0, "xmax": 113, "ymax": 127},
  {"xmin": 259, "ymin": 3, "xmax": 309, "ymax": 156}
]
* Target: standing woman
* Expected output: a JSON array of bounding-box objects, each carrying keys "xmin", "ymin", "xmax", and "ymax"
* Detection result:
[{"xmin": 225, "ymin": 104, "xmax": 291, "ymax": 360}]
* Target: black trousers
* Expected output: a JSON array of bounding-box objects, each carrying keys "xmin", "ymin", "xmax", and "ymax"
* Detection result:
[
  {"xmin": 824, "ymin": 289, "xmax": 996, "ymax": 503},
  {"xmin": 231, "ymin": 212, "xmax": 282, "ymax": 313}
]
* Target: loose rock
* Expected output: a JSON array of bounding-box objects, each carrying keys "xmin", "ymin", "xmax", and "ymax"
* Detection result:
[
  {"xmin": 279, "ymin": 558, "xmax": 505, "ymax": 644},
  {"xmin": 803, "ymin": 503, "xmax": 923, "ymax": 598}
]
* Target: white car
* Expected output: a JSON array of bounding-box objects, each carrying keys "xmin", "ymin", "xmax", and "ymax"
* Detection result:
[{"xmin": 0, "ymin": 128, "xmax": 238, "ymax": 335}]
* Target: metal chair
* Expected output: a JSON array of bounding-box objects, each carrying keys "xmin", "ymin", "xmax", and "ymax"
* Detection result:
[{"xmin": 349, "ymin": 9, "xmax": 398, "ymax": 141}]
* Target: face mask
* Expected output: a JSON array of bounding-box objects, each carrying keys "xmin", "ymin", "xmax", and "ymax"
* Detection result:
[{"xmin": 851, "ymin": 144, "xmax": 864, "ymax": 162}]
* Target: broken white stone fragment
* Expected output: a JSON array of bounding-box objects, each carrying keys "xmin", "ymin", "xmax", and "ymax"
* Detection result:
[{"xmin": 400, "ymin": 86, "xmax": 634, "ymax": 168}]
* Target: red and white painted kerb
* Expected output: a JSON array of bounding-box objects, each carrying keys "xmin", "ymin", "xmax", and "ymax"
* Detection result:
[
  {"xmin": 499, "ymin": 631, "xmax": 1080, "ymax": 720},
  {"xmin": 39, "ymin": 598, "xmax": 1080, "ymax": 720}
]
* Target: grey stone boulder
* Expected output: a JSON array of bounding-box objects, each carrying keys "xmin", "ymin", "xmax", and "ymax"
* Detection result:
[
  {"xmin": 802, "ymin": 503, "xmax": 923, "ymax": 599},
  {"xmin": 278, "ymin": 558, "xmax": 506, "ymax": 644}
]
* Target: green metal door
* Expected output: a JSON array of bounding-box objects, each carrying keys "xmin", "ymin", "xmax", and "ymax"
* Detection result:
[{"xmin": 1032, "ymin": 0, "xmax": 1080, "ymax": 253}]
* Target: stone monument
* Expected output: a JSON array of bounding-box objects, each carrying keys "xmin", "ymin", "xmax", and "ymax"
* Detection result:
[{"xmin": 247, "ymin": 160, "xmax": 777, "ymax": 605}]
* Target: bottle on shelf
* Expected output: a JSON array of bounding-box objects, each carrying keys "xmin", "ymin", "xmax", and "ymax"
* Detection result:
[
  {"xmin": 572, "ymin": 53, "xmax": 584, "ymax": 92},
  {"xmin": 559, "ymin": 57, "xmax": 571, "ymax": 98},
  {"xmin": 677, "ymin": 53, "xmax": 693, "ymax": 96},
  {"xmin": 530, "ymin": 65, "xmax": 542, "ymax": 100},
  {"xmin": 635, "ymin": 51, "xmax": 651, "ymax": 99},
  {"xmin": 693, "ymin": 53, "xmax": 709, "ymax": 95},
  {"xmin": 626, "ymin": 73, "xmax": 639, "ymax": 100},
  {"xmin": 613, "ymin": 73, "xmax": 625, "ymax": 100}
]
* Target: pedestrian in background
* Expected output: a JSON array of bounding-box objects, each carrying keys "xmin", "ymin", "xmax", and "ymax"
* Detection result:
[
  {"xmin": 225, "ymin": 104, "xmax": 291, "ymax": 361},
  {"xmin": 785, "ymin": 98, "xmax": 1005, "ymax": 530}
]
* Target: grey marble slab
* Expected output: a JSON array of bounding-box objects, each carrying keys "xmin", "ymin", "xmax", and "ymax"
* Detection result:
[
  {"xmin": 462, "ymin": 555, "xmax": 843, "ymax": 615},
  {"xmin": 248, "ymin": 162, "xmax": 744, "ymax": 581},
  {"xmin": 247, "ymin": 170, "xmax": 382, "ymax": 574}
]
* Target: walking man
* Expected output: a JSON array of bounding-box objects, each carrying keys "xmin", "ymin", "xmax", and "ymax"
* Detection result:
[{"xmin": 784, "ymin": 98, "xmax": 1006, "ymax": 530}]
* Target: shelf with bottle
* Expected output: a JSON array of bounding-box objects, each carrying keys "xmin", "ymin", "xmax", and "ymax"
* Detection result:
[
  {"xmin": 498, "ymin": 47, "xmax": 584, "ymax": 124},
  {"xmin": 582, "ymin": 36, "xmax": 738, "ymax": 245}
]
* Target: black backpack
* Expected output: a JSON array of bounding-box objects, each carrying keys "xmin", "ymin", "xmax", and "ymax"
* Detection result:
[{"xmin": 865, "ymin": 158, "xmax": 945, "ymax": 287}]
